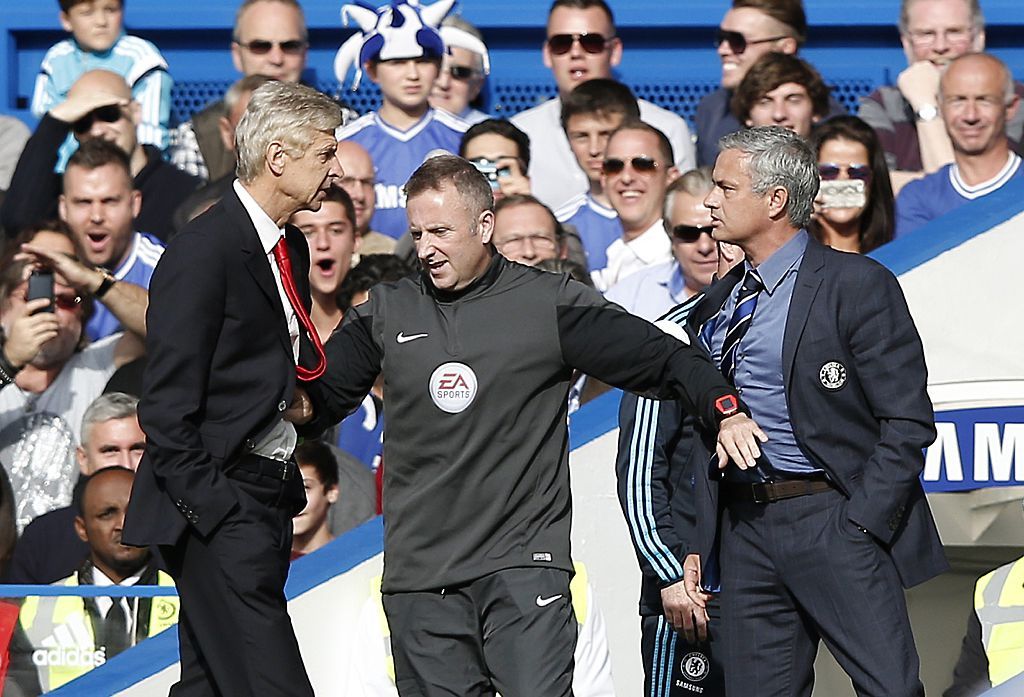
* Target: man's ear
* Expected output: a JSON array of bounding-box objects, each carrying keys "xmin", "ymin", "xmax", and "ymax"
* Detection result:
[
  {"xmin": 127, "ymin": 100, "xmax": 141, "ymax": 126},
  {"xmin": 766, "ymin": 185, "xmax": 791, "ymax": 220},
  {"xmin": 477, "ymin": 209, "xmax": 495, "ymax": 245},
  {"xmin": 130, "ymin": 189, "xmax": 143, "ymax": 219},
  {"xmin": 75, "ymin": 515, "xmax": 88, "ymax": 543},
  {"xmin": 77, "ymin": 446, "xmax": 89, "ymax": 475},
  {"xmin": 218, "ymin": 115, "xmax": 235, "ymax": 152},
  {"xmin": 608, "ymin": 36, "xmax": 623, "ymax": 69},
  {"xmin": 231, "ymin": 42, "xmax": 244, "ymax": 74},
  {"xmin": 666, "ymin": 165, "xmax": 681, "ymax": 186},
  {"xmin": 777, "ymin": 36, "xmax": 799, "ymax": 56},
  {"xmin": 326, "ymin": 485, "xmax": 340, "ymax": 505},
  {"xmin": 267, "ymin": 142, "xmax": 287, "ymax": 176}
]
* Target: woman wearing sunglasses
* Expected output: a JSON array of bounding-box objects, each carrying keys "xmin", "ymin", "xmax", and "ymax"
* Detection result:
[{"xmin": 809, "ymin": 116, "xmax": 895, "ymax": 254}]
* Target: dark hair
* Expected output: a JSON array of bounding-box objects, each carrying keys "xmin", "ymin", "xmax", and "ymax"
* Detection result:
[
  {"xmin": 294, "ymin": 440, "xmax": 339, "ymax": 490},
  {"xmin": 809, "ymin": 115, "xmax": 895, "ymax": 253},
  {"xmin": 336, "ymin": 254, "xmax": 414, "ymax": 311},
  {"xmin": 548, "ymin": 0, "xmax": 614, "ymax": 26},
  {"xmin": 494, "ymin": 194, "xmax": 563, "ymax": 240},
  {"xmin": 609, "ymin": 119, "xmax": 675, "ymax": 166},
  {"xmin": 60, "ymin": 0, "xmax": 122, "ymax": 12},
  {"xmin": 323, "ymin": 186, "xmax": 357, "ymax": 229},
  {"xmin": 404, "ymin": 154, "xmax": 494, "ymax": 220},
  {"xmin": 64, "ymin": 138, "xmax": 133, "ymax": 189},
  {"xmin": 732, "ymin": 0, "xmax": 806, "ymax": 45},
  {"xmin": 730, "ymin": 52, "xmax": 830, "ymax": 124},
  {"xmin": 459, "ymin": 119, "xmax": 532, "ymax": 169},
  {"xmin": 0, "ymin": 222, "xmax": 96, "ymax": 339},
  {"xmin": 560, "ymin": 79, "xmax": 640, "ymax": 132}
]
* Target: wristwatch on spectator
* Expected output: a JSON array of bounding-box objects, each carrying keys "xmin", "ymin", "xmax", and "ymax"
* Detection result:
[
  {"xmin": 94, "ymin": 267, "xmax": 117, "ymax": 299},
  {"xmin": 915, "ymin": 103, "xmax": 939, "ymax": 122},
  {"xmin": 0, "ymin": 340, "xmax": 22, "ymax": 387}
]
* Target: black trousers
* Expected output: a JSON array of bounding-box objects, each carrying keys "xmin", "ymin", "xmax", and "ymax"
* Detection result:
[
  {"xmin": 641, "ymin": 606, "xmax": 726, "ymax": 697},
  {"xmin": 718, "ymin": 488, "xmax": 924, "ymax": 697},
  {"xmin": 160, "ymin": 461, "xmax": 312, "ymax": 697},
  {"xmin": 383, "ymin": 567, "xmax": 577, "ymax": 697}
]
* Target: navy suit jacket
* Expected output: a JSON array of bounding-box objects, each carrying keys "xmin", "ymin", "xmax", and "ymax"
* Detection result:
[
  {"xmin": 123, "ymin": 187, "xmax": 317, "ymax": 546},
  {"xmin": 688, "ymin": 237, "xmax": 948, "ymax": 589}
]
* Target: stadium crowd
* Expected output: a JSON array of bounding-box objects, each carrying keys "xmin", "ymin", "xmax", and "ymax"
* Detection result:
[{"xmin": 0, "ymin": 0, "xmax": 1020, "ymax": 695}]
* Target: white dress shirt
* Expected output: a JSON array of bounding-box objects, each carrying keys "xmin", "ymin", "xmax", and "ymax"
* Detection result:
[{"xmin": 590, "ymin": 218, "xmax": 673, "ymax": 293}]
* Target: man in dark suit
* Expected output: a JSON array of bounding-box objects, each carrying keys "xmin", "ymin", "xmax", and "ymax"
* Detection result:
[
  {"xmin": 680, "ymin": 126, "xmax": 948, "ymax": 696},
  {"xmin": 122, "ymin": 81, "xmax": 343, "ymax": 696}
]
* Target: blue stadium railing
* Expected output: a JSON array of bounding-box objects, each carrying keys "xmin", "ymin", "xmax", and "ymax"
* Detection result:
[{"xmin": 3, "ymin": 0, "xmax": 1023, "ymax": 128}]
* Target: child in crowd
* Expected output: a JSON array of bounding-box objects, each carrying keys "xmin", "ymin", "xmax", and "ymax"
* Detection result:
[
  {"xmin": 32, "ymin": 0, "xmax": 172, "ymax": 158},
  {"xmin": 555, "ymin": 79, "xmax": 639, "ymax": 272},
  {"xmin": 333, "ymin": 0, "xmax": 467, "ymax": 239},
  {"xmin": 291, "ymin": 441, "xmax": 340, "ymax": 560}
]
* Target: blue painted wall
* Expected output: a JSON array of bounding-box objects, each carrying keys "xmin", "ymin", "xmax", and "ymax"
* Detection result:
[{"xmin": 2, "ymin": 1, "xmax": 1023, "ymax": 127}]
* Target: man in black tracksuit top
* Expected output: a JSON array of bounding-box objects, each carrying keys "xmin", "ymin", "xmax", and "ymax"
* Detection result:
[{"xmin": 299, "ymin": 155, "xmax": 765, "ymax": 697}]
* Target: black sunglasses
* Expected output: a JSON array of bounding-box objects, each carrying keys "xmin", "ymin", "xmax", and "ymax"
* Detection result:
[
  {"xmin": 546, "ymin": 32, "xmax": 613, "ymax": 56},
  {"xmin": 818, "ymin": 163, "xmax": 872, "ymax": 181},
  {"xmin": 670, "ymin": 224, "xmax": 715, "ymax": 243},
  {"xmin": 714, "ymin": 29, "xmax": 789, "ymax": 54},
  {"xmin": 72, "ymin": 104, "xmax": 123, "ymax": 135},
  {"xmin": 447, "ymin": 65, "xmax": 480, "ymax": 81},
  {"xmin": 602, "ymin": 156, "xmax": 659, "ymax": 175},
  {"xmin": 236, "ymin": 39, "xmax": 307, "ymax": 55}
]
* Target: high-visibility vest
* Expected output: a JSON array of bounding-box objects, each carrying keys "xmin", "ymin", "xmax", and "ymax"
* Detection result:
[
  {"xmin": 975, "ymin": 556, "xmax": 1024, "ymax": 687},
  {"xmin": 18, "ymin": 571, "xmax": 179, "ymax": 692}
]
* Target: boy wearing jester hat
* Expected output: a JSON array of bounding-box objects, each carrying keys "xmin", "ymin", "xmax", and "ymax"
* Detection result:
[{"xmin": 335, "ymin": 0, "xmax": 469, "ymax": 240}]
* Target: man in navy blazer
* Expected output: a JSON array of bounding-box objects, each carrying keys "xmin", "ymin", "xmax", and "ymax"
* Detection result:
[
  {"xmin": 680, "ymin": 126, "xmax": 948, "ymax": 696},
  {"xmin": 123, "ymin": 82, "xmax": 344, "ymax": 696}
]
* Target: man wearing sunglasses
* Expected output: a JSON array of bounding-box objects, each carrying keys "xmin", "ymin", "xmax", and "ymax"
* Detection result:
[
  {"xmin": 895, "ymin": 52, "xmax": 1022, "ymax": 238},
  {"xmin": 0, "ymin": 222, "xmax": 147, "ymax": 533},
  {"xmin": 511, "ymin": 0, "xmax": 695, "ymax": 212},
  {"xmin": 591, "ymin": 121, "xmax": 678, "ymax": 293},
  {"xmin": 608, "ymin": 168, "xmax": 721, "ymax": 322},
  {"xmin": 694, "ymin": 0, "xmax": 845, "ymax": 167},
  {"xmin": 2, "ymin": 69, "xmax": 200, "ymax": 244},
  {"xmin": 168, "ymin": 0, "xmax": 311, "ymax": 182},
  {"xmin": 430, "ymin": 16, "xmax": 492, "ymax": 126}
]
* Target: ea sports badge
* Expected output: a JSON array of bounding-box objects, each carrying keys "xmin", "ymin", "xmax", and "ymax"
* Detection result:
[
  {"xmin": 819, "ymin": 361, "xmax": 847, "ymax": 390},
  {"xmin": 429, "ymin": 362, "xmax": 478, "ymax": 413}
]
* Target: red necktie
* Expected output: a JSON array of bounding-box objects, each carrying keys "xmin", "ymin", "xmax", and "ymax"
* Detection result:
[{"xmin": 272, "ymin": 236, "xmax": 327, "ymax": 382}]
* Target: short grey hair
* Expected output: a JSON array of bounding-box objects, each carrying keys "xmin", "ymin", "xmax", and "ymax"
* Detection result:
[
  {"xmin": 224, "ymin": 74, "xmax": 276, "ymax": 116},
  {"xmin": 899, "ymin": 0, "xmax": 984, "ymax": 35},
  {"xmin": 235, "ymin": 81, "xmax": 342, "ymax": 183},
  {"xmin": 81, "ymin": 392, "xmax": 139, "ymax": 446},
  {"xmin": 718, "ymin": 126, "xmax": 819, "ymax": 229},
  {"xmin": 663, "ymin": 167, "xmax": 714, "ymax": 223}
]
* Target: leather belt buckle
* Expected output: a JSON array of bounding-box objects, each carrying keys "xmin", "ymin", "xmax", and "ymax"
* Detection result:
[{"xmin": 751, "ymin": 482, "xmax": 774, "ymax": 504}]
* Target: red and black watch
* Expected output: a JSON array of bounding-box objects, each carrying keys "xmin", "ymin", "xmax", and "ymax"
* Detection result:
[{"xmin": 714, "ymin": 393, "xmax": 741, "ymax": 422}]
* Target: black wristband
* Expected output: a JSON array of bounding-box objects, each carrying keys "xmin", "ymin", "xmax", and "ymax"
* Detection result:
[
  {"xmin": 0, "ymin": 350, "xmax": 21, "ymax": 387},
  {"xmin": 94, "ymin": 269, "xmax": 116, "ymax": 299}
]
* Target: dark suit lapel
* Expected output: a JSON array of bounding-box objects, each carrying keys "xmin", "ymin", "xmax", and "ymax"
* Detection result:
[
  {"xmin": 223, "ymin": 189, "xmax": 293, "ymax": 356},
  {"xmin": 782, "ymin": 238, "xmax": 825, "ymax": 389}
]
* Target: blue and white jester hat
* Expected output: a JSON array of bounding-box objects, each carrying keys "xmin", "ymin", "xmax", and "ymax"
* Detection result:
[{"xmin": 334, "ymin": 0, "xmax": 457, "ymax": 89}]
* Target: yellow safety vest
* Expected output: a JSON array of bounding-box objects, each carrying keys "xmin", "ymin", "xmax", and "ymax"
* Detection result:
[
  {"xmin": 374, "ymin": 562, "xmax": 591, "ymax": 685},
  {"xmin": 18, "ymin": 571, "xmax": 179, "ymax": 692},
  {"xmin": 974, "ymin": 556, "xmax": 1024, "ymax": 687}
]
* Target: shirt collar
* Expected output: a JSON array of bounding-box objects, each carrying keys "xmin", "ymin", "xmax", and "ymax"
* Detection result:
[
  {"xmin": 92, "ymin": 565, "xmax": 144, "ymax": 588},
  {"xmin": 233, "ymin": 180, "xmax": 283, "ymax": 254},
  {"xmin": 747, "ymin": 229, "xmax": 807, "ymax": 295}
]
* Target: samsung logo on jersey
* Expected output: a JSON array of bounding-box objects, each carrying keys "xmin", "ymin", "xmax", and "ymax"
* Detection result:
[{"xmin": 375, "ymin": 184, "xmax": 407, "ymax": 211}]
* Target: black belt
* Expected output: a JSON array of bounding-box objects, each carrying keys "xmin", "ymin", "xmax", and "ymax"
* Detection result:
[
  {"xmin": 228, "ymin": 454, "xmax": 297, "ymax": 481},
  {"xmin": 722, "ymin": 476, "xmax": 833, "ymax": 504}
]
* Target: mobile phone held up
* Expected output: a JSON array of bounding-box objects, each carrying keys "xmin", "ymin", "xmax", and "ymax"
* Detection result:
[
  {"xmin": 27, "ymin": 270, "xmax": 54, "ymax": 313},
  {"xmin": 819, "ymin": 179, "xmax": 866, "ymax": 210}
]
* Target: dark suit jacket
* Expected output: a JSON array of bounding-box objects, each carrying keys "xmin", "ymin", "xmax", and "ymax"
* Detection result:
[
  {"xmin": 123, "ymin": 187, "xmax": 317, "ymax": 546},
  {"xmin": 689, "ymin": 237, "xmax": 948, "ymax": 589}
]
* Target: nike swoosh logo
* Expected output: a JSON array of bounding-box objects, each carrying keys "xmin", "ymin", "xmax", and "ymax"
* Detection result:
[
  {"xmin": 535, "ymin": 594, "xmax": 563, "ymax": 607},
  {"xmin": 396, "ymin": 332, "xmax": 429, "ymax": 344}
]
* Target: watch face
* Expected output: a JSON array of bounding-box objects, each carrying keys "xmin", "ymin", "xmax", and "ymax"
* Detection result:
[
  {"xmin": 715, "ymin": 394, "xmax": 739, "ymax": 416},
  {"xmin": 917, "ymin": 104, "xmax": 939, "ymax": 121}
]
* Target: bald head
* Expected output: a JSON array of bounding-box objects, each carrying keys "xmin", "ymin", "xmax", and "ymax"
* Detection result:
[
  {"xmin": 939, "ymin": 52, "xmax": 1019, "ymax": 158},
  {"xmin": 69, "ymin": 69, "xmax": 132, "ymax": 103},
  {"xmin": 337, "ymin": 141, "xmax": 377, "ymax": 233},
  {"xmin": 940, "ymin": 52, "xmax": 1014, "ymax": 102}
]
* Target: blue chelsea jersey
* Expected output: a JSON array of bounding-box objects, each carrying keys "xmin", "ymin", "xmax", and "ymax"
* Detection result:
[{"xmin": 87, "ymin": 232, "xmax": 165, "ymax": 342}]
